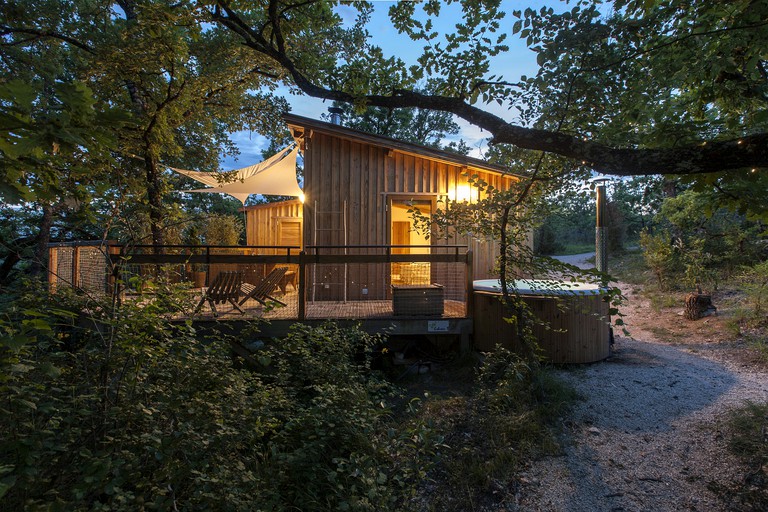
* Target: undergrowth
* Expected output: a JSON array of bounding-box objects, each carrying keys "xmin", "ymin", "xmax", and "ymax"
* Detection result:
[
  {"xmin": 0, "ymin": 282, "xmax": 438, "ymax": 511},
  {"xmin": 710, "ymin": 401, "xmax": 768, "ymax": 511},
  {"xmin": 1, "ymin": 279, "xmax": 574, "ymax": 511},
  {"xmin": 410, "ymin": 348, "xmax": 578, "ymax": 511}
]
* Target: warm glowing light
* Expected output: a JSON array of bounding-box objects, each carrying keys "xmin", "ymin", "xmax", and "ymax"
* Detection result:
[
  {"xmin": 447, "ymin": 184, "xmax": 477, "ymax": 203},
  {"xmin": 299, "ymin": 192, "xmax": 305, "ymax": 203},
  {"xmin": 738, "ymin": 140, "xmax": 743, "ymax": 145},
  {"xmin": 752, "ymin": 169, "xmax": 757, "ymax": 173}
]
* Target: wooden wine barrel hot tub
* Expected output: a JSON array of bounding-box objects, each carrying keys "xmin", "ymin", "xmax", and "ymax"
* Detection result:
[{"xmin": 473, "ymin": 279, "xmax": 611, "ymax": 364}]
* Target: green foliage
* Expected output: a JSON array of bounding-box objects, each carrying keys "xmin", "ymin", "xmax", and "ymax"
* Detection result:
[
  {"xmin": 640, "ymin": 190, "xmax": 765, "ymax": 291},
  {"xmin": 611, "ymin": 177, "xmax": 666, "ymax": 242},
  {"xmin": 738, "ymin": 261, "xmax": 768, "ymax": 322},
  {"xmin": 323, "ymin": 83, "xmax": 468, "ymax": 153},
  {"xmin": 421, "ymin": 347, "xmax": 576, "ymax": 511},
  {"xmin": 532, "ymin": 186, "xmax": 595, "ymax": 256},
  {"xmin": 605, "ymin": 201, "xmax": 626, "ymax": 254},
  {"xmin": 0, "ymin": 78, "xmax": 126, "ymax": 206},
  {"xmin": 0, "ymin": 283, "xmax": 438, "ymax": 511},
  {"xmin": 730, "ymin": 261, "xmax": 768, "ymax": 361},
  {"xmin": 639, "ymin": 229, "xmax": 677, "ymax": 288},
  {"xmin": 202, "ymin": 213, "xmax": 242, "ymax": 246},
  {"xmin": 525, "ymin": 0, "xmax": 768, "ymax": 204},
  {"xmin": 261, "ymin": 323, "xmax": 439, "ymax": 510},
  {"xmin": 533, "ymin": 217, "xmax": 565, "ymax": 255},
  {"xmin": 715, "ymin": 401, "xmax": 768, "ymax": 509}
]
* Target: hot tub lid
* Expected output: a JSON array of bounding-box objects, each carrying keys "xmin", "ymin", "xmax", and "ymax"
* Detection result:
[{"xmin": 473, "ymin": 278, "xmax": 604, "ymax": 296}]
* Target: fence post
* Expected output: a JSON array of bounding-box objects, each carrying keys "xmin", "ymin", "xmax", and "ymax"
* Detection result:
[
  {"xmin": 465, "ymin": 249, "xmax": 474, "ymax": 320},
  {"xmin": 461, "ymin": 249, "xmax": 474, "ymax": 355},
  {"xmin": 48, "ymin": 246, "xmax": 58, "ymax": 292},
  {"xmin": 205, "ymin": 246, "xmax": 211, "ymax": 287},
  {"xmin": 73, "ymin": 246, "xmax": 81, "ymax": 289},
  {"xmin": 298, "ymin": 251, "xmax": 306, "ymax": 321}
]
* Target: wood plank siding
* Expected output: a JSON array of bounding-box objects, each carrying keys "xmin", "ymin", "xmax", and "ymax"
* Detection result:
[
  {"xmin": 244, "ymin": 114, "xmax": 524, "ymax": 301},
  {"xmin": 241, "ymin": 199, "xmax": 303, "ymax": 283},
  {"xmin": 243, "ymin": 199, "xmax": 303, "ymax": 251}
]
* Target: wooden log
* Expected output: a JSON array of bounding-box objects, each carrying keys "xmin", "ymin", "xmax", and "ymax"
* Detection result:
[{"xmin": 684, "ymin": 292, "xmax": 715, "ymax": 320}]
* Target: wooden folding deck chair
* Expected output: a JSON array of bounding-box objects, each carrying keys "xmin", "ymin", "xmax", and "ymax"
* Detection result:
[
  {"xmin": 194, "ymin": 271, "xmax": 244, "ymax": 316},
  {"xmin": 239, "ymin": 266, "xmax": 288, "ymax": 307}
]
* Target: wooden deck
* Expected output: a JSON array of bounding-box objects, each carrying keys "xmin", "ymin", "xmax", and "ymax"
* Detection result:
[
  {"xmin": 188, "ymin": 289, "xmax": 467, "ymax": 321},
  {"xmin": 176, "ymin": 287, "xmax": 472, "ymax": 349}
]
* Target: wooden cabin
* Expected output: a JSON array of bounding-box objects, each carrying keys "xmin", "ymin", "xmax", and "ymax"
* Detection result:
[{"xmin": 243, "ymin": 113, "xmax": 523, "ymax": 302}]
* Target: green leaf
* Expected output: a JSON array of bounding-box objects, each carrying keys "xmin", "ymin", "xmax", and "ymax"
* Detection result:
[
  {"xmin": 1, "ymin": 335, "xmax": 32, "ymax": 352},
  {"xmin": 39, "ymin": 361, "xmax": 62, "ymax": 379},
  {"xmin": 0, "ymin": 475, "xmax": 17, "ymax": 500}
]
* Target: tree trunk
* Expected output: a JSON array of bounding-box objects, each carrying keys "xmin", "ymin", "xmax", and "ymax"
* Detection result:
[
  {"xmin": 145, "ymin": 154, "xmax": 165, "ymax": 248},
  {"xmin": 30, "ymin": 203, "xmax": 54, "ymax": 278}
]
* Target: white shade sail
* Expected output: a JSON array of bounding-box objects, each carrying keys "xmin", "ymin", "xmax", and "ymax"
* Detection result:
[{"xmin": 171, "ymin": 145, "xmax": 302, "ymax": 205}]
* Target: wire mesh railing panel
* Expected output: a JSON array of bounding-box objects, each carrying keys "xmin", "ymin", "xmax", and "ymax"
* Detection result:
[
  {"xmin": 304, "ymin": 245, "xmax": 468, "ymax": 318},
  {"xmin": 50, "ymin": 243, "xmax": 469, "ymax": 320},
  {"xmin": 77, "ymin": 246, "xmax": 110, "ymax": 294},
  {"xmin": 53, "ymin": 247, "xmax": 75, "ymax": 288}
]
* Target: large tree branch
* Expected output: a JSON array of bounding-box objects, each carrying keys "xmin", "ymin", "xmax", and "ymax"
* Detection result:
[
  {"xmin": 0, "ymin": 25, "xmax": 95, "ymax": 53},
  {"xmin": 212, "ymin": 0, "xmax": 768, "ymax": 177}
]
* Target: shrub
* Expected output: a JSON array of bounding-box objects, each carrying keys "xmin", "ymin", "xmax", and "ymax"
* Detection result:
[
  {"xmin": 713, "ymin": 401, "xmax": 768, "ymax": 509},
  {"xmin": 203, "ymin": 213, "xmax": 241, "ymax": 246},
  {"xmin": 420, "ymin": 347, "xmax": 577, "ymax": 511},
  {"xmin": 738, "ymin": 261, "xmax": 768, "ymax": 323},
  {"xmin": 640, "ymin": 190, "xmax": 765, "ymax": 291},
  {"xmin": 639, "ymin": 229, "xmax": 678, "ymax": 288},
  {"xmin": 0, "ymin": 287, "xmax": 438, "ymax": 511},
  {"xmin": 534, "ymin": 220, "xmax": 564, "ymax": 255}
]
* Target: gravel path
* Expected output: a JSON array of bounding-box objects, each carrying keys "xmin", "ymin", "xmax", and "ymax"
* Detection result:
[
  {"xmin": 512, "ymin": 259, "xmax": 768, "ymax": 511},
  {"xmin": 550, "ymin": 252, "xmax": 596, "ymax": 270}
]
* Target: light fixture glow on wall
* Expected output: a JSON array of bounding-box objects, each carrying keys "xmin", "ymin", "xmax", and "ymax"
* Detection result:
[{"xmin": 447, "ymin": 184, "xmax": 477, "ymax": 203}]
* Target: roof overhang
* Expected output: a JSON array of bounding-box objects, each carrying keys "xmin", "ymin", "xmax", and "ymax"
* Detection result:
[{"xmin": 284, "ymin": 113, "xmax": 523, "ymax": 179}]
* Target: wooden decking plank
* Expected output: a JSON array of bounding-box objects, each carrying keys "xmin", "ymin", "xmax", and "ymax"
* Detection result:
[{"xmin": 182, "ymin": 289, "xmax": 466, "ymax": 321}]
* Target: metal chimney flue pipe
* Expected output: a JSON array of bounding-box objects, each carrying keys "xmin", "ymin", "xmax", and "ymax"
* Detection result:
[{"xmin": 328, "ymin": 106, "xmax": 343, "ymax": 125}]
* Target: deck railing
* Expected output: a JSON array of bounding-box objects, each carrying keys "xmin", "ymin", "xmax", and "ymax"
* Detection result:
[{"xmin": 48, "ymin": 243, "xmax": 473, "ymax": 321}]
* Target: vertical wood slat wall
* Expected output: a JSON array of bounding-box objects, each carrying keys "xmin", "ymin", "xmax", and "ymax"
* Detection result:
[
  {"xmin": 243, "ymin": 200, "xmax": 303, "ymax": 283},
  {"xmin": 303, "ymin": 131, "xmax": 518, "ymax": 300},
  {"xmin": 244, "ymin": 200, "xmax": 303, "ymax": 251}
]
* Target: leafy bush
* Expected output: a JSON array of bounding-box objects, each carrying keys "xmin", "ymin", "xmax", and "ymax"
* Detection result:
[
  {"xmin": 534, "ymin": 219, "xmax": 564, "ymax": 255},
  {"xmin": 639, "ymin": 229, "xmax": 678, "ymax": 288},
  {"xmin": 640, "ymin": 190, "xmax": 765, "ymax": 291},
  {"xmin": 738, "ymin": 261, "xmax": 768, "ymax": 323},
  {"xmin": 712, "ymin": 401, "xmax": 768, "ymax": 510},
  {"xmin": 0, "ymin": 286, "xmax": 438, "ymax": 511},
  {"xmin": 419, "ymin": 347, "xmax": 576, "ymax": 511},
  {"xmin": 203, "ymin": 213, "xmax": 242, "ymax": 246}
]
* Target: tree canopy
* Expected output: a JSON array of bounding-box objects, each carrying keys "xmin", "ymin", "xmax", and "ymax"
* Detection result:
[
  {"xmin": 2, "ymin": 0, "xmax": 767, "ymax": 258},
  {"xmin": 208, "ymin": 0, "xmax": 767, "ymax": 182}
]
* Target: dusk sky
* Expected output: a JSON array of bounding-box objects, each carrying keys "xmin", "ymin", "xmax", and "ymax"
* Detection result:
[{"xmin": 223, "ymin": 0, "xmax": 560, "ymax": 170}]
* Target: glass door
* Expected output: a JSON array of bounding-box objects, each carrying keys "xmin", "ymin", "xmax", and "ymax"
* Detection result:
[{"xmin": 389, "ymin": 198, "xmax": 432, "ymax": 285}]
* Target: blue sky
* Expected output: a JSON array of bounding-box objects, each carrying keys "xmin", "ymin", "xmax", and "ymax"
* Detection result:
[{"xmin": 223, "ymin": 0, "xmax": 560, "ymax": 170}]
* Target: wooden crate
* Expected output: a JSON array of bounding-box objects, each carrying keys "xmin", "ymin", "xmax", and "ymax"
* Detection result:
[{"xmin": 392, "ymin": 284, "xmax": 444, "ymax": 316}]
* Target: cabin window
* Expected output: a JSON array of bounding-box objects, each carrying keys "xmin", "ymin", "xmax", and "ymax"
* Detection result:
[{"xmin": 390, "ymin": 199, "xmax": 431, "ymax": 285}]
